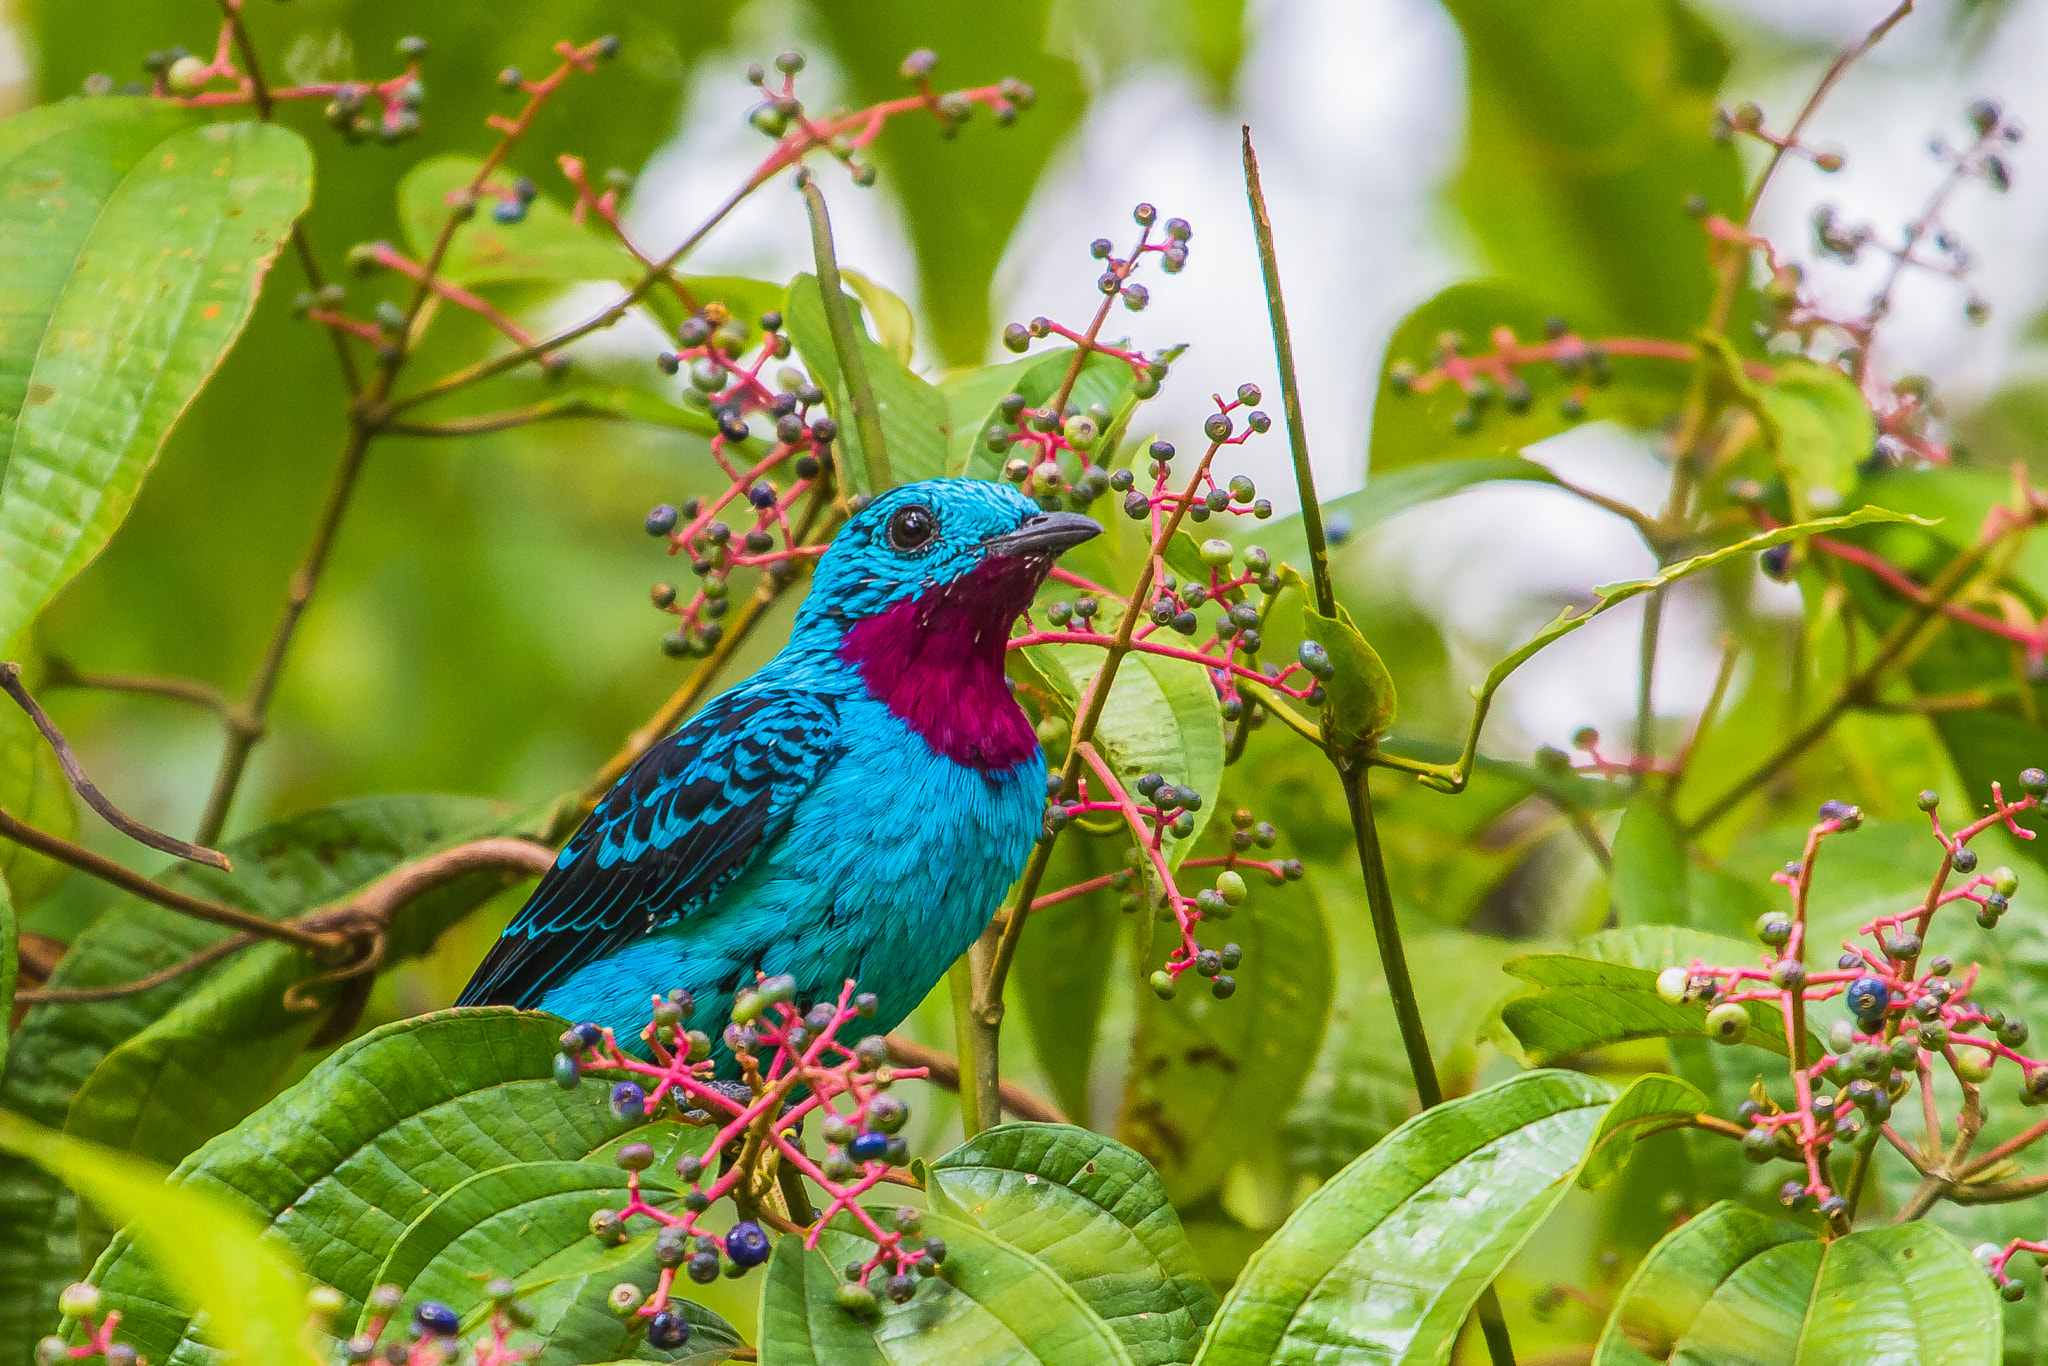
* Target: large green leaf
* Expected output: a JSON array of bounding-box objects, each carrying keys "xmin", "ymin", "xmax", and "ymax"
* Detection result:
[
  {"xmin": 0, "ymin": 796, "xmax": 505, "ymax": 1357},
  {"xmin": 1594, "ymin": 1202, "xmax": 2000, "ymax": 1365},
  {"xmin": 1500, "ymin": 926, "xmax": 1818, "ymax": 1063},
  {"xmin": 1117, "ymin": 879, "xmax": 1331, "ymax": 1206},
  {"xmin": 1443, "ymin": 0, "xmax": 1744, "ymax": 336},
  {"xmin": 84, "ymin": 1009, "xmax": 695, "ymax": 1363},
  {"xmin": 928, "ymin": 1123, "xmax": 1217, "ymax": 1365},
  {"xmin": 1196, "ymin": 1071, "xmax": 1622, "ymax": 1365},
  {"xmin": 367, "ymin": 1161, "xmax": 735, "ymax": 1366},
  {"xmin": 1368, "ymin": 280, "xmax": 1688, "ymax": 474},
  {"xmin": 0, "ymin": 102, "xmax": 311, "ymax": 645},
  {"xmin": 785, "ymin": 273, "xmax": 949, "ymax": 488},
  {"xmin": 804, "ymin": 0, "xmax": 1084, "ymax": 364},
  {"xmin": 0, "ymin": 1110, "xmax": 314, "ymax": 1366},
  {"xmin": 760, "ymin": 1205, "xmax": 1136, "ymax": 1364},
  {"xmin": 0, "ymin": 700, "xmax": 76, "ymax": 909}
]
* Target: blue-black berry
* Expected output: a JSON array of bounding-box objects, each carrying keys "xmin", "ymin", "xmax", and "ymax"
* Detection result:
[
  {"xmin": 609, "ymin": 1081, "xmax": 646, "ymax": 1119},
  {"xmin": 647, "ymin": 1311, "xmax": 691, "ymax": 1348},
  {"xmin": 726, "ymin": 1221, "xmax": 771, "ymax": 1268},
  {"xmin": 413, "ymin": 1301, "xmax": 460, "ymax": 1338}
]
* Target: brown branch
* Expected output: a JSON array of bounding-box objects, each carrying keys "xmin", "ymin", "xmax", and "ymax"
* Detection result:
[
  {"xmin": 2, "ymin": 664, "xmax": 234, "ymax": 870},
  {"xmin": 16, "ymin": 838, "xmax": 554, "ymax": 1015},
  {"xmin": 42, "ymin": 659, "xmax": 231, "ymax": 717},
  {"xmin": 883, "ymin": 1035, "xmax": 1070, "ymax": 1125},
  {"xmin": 1743, "ymin": 1, "xmax": 1914, "ymax": 223},
  {"xmin": 0, "ymin": 807, "xmax": 333, "ymax": 951}
]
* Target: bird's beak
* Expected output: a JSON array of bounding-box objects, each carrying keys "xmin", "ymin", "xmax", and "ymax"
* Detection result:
[{"xmin": 982, "ymin": 510, "xmax": 1102, "ymax": 558}]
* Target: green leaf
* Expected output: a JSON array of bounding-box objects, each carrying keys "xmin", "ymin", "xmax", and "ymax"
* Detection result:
[
  {"xmin": 85, "ymin": 1008, "xmax": 701, "ymax": 1363},
  {"xmin": 1118, "ymin": 880, "xmax": 1332, "ymax": 1206},
  {"xmin": 1442, "ymin": 2, "xmax": 1743, "ymax": 335},
  {"xmin": 1476, "ymin": 508, "xmax": 1931, "ymax": 708},
  {"xmin": 0, "ymin": 104, "xmax": 312, "ymax": 646},
  {"xmin": 1578, "ymin": 1073, "xmax": 1710, "ymax": 1190},
  {"xmin": 842, "ymin": 270, "xmax": 916, "ymax": 367},
  {"xmin": 366, "ymin": 1160, "xmax": 735, "ymax": 1366},
  {"xmin": 1195, "ymin": 1070, "xmax": 1619, "ymax": 1366},
  {"xmin": 803, "ymin": 1, "xmax": 1084, "ymax": 364},
  {"xmin": 1610, "ymin": 796, "xmax": 1688, "ymax": 927},
  {"xmin": 0, "ymin": 1109, "xmax": 314, "ymax": 1366},
  {"xmin": 0, "ymin": 796, "xmax": 505, "ymax": 1351},
  {"xmin": 928, "ymin": 1123, "xmax": 1217, "ymax": 1365},
  {"xmin": 1369, "ymin": 281, "xmax": 1688, "ymax": 474},
  {"xmin": 785, "ymin": 273, "xmax": 949, "ymax": 488},
  {"xmin": 1501, "ymin": 926, "xmax": 1818, "ymax": 1063},
  {"xmin": 0, "ymin": 699, "xmax": 75, "ymax": 909},
  {"xmin": 1026, "ymin": 644, "xmax": 1227, "ymax": 868},
  {"xmin": 1594, "ymin": 1203, "xmax": 1999, "ymax": 1365},
  {"xmin": 1719, "ymin": 353, "xmax": 1878, "ymax": 524},
  {"xmin": 761, "ymin": 1206, "xmax": 1136, "ymax": 1365},
  {"xmin": 1301, "ymin": 601, "xmax": 1396, "ymax": 756}
]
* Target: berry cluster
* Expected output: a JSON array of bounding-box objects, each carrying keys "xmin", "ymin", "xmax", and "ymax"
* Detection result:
[
  {"xmin": 744, "ymin": 49, "xmax": 1036, "ymax": 186},
  {"xmin": 82, "ymin": 22, "xmax": 436, "ymax": 143},
  {"xmin": 1652, "ymin": 775, "xmax": 2048, "ymax": 1234},
  {"xmin": 643, "ymin": 305, "xmax": 836, "ymax": 658},
  {"xmin": 556, "ymin": 979, "xmax": 946, "ymax": 1320},
  {"xmin": 1042, "ymin": 776, "xmax": 1303, "ymax": 995},
  {"xmin": 982, "ymin": 205, "xmax": 1195, "ymax": 510}
]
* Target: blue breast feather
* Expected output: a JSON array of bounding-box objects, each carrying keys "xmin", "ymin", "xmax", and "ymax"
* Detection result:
[{"xmin": 458, "ymin": 653, "xmax": 1045, "ymax": 1070}]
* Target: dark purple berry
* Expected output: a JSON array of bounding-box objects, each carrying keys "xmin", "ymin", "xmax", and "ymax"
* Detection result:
[
  {"xmin": 646, "ymin": 505, "xmax": 678, "ymax": 536},
  {"xmin": 609, "ymin": 1080, "xmax": 646, "ymax": 1119}
]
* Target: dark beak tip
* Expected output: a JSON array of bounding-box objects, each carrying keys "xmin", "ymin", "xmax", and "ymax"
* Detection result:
[{"xmin": 989, "ymin": 510, "xmax": 1102, "ymax": 557}]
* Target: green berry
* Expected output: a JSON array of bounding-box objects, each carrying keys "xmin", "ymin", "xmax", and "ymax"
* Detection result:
[{"xmin": 1706, "ymin": 1001, "xmax": 1750, "ymax": 1045}]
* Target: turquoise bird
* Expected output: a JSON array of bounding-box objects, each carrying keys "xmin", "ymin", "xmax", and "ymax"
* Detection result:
[{"xmin": 459, "ymin": 479, "xmax": 1099, "ymax": 1071}]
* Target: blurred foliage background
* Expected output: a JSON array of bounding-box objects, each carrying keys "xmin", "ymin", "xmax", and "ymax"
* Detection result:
[{"xmin": 11, "ymin": 0, "xmax": 2048, "ymax": 1356}]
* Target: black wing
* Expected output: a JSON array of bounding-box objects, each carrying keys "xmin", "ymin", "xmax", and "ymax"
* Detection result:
[{"xmin": 457, "ymin": 686, "xmax": 839, "ymax": 1009}]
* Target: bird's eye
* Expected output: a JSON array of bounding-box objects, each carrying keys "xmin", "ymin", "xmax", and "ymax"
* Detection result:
[{"xmin": 885, "ymin": 504, "xmax": 937, "ymax": 552}]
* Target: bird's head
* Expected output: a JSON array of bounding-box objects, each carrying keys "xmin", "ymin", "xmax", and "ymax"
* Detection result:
[
  {"xmin": 798, "ymin": 478, "xmax": 1100, "ymax": 633},
  {"xmin": 793, "ymin": 478, "xmax": 1100, "ymax": 770}
]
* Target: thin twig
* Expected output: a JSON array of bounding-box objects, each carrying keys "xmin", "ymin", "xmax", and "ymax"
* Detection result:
[
  {"xmin": 43, "ymin": 660, "xmax": 231, "ymax": 717},
  {"xmin": 1248, "ymin": 125, "xmax": 1515, "ymax": 1366},
  {"xmin": 16, "ymin": 935, "xmax": 252, "ymax": 1006},
  {"xmin": 1743, "ymin": 1, "xmax": 1914, "ymax": 224},
  {"xmin": 1, "ymin": 664, "xmax": 232, "ymax": 870}
]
